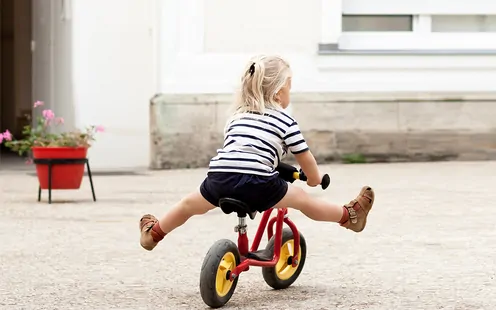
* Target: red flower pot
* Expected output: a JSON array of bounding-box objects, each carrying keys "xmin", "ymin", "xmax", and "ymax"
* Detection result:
[{"xmin": 32, "ymin": 147, "xmax": 88, "ymax": 190}]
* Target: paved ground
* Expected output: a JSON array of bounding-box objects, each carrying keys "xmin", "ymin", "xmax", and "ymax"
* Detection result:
[{"xmin": 1, "ymin": 161, "xmax": 495, "ymax": 310}]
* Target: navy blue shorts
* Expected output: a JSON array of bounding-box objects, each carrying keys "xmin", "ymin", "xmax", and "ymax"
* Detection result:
[{"xmin": 200, "ymin": 172, "xmax": 288, "ymax": 213}]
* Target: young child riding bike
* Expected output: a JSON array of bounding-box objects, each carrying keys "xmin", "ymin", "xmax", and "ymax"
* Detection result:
[{"xmin": 139, "ymin": 55, "xmax": 375, "ymax": 251}]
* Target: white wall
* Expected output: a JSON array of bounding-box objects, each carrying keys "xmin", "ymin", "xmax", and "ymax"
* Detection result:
[
  {"xmin": 158, "ymin": 0, "xmax": 496, "ymax": 94},
  {"xmin": 70, "ymin": 0, "xmax": 156, "ymax": 170},
  {"xmin": 33, "ymin": 0, "xmax": 496, "ymax": 169},
  {"xmin": 203, "ymin": 0, "xmax": 321, "ymax": 54},
  {"xmin": 33, "ymin": 0, "xmax": 156, "ymax": 170}
]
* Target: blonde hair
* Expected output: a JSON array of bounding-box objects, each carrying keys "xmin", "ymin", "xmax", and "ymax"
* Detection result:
[{"xmin": 232, "ymin": 54, "xmax": 292, "ymax": 115}]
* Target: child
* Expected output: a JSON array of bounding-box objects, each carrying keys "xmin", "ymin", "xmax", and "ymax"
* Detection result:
[{"xmin": 139, "ymin": 55, "xmax": 374, "ymax": 251}]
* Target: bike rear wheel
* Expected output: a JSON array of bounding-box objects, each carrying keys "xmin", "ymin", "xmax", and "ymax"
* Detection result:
[{"xmin": 262, "ymin": 227, "xmax": 307, "ymax": 289}]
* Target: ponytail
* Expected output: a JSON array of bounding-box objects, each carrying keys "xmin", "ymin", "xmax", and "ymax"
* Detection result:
[
  {"xmin": 247, "ymin": 60, "xmax": 266, "ymax": 114},
  {"xmin": 231, "ymin": 54, "xmax": 291, "ymax": 116}
]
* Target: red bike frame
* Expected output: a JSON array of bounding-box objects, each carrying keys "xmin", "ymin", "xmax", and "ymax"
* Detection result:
[{"xmin": 229, "ymin": 207, "xmax": 301, "ymax": 280}]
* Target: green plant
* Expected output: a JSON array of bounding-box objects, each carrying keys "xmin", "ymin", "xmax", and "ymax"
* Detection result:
[
  {"xmin": 0, "ymin": 100, "xmax": 104, "ymax": 156},
  {"xmin": 341, "ymin": 153, "xmax": 367, "ymax": 164}
]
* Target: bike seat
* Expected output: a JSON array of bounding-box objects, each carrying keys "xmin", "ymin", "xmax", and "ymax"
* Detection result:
[{"xmin": 218, "ymin": 198, "xmax": 257, "ymax": 220}]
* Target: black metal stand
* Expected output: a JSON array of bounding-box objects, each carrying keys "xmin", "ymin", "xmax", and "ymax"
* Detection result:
[{"xmin": 34, "ymin": 158, "xmax": 96, "ymax": 204}]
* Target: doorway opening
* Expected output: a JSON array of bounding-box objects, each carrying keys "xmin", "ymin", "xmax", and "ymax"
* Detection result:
[{"xmin": 0, "ymin": 0, "xmax": 32, "ymax": 166}]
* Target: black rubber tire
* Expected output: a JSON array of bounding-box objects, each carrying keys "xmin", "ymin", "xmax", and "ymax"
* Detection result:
[
  {"xmin": 262, "ymin": 227, "xmax": 307, "ymax": 290},
  {"xmin": 199, "ymin": 239, "xmax": 241, "ymax": 308}
]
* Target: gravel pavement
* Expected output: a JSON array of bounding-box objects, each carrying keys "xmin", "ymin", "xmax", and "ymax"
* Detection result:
[{"xmin": 1, "ymin": 161, "xmax": 495, "ymax": 310}]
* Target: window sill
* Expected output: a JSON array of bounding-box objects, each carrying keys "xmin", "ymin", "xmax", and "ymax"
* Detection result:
[
  {"xmin": 317, "ymin": 44, "xmax": 496, "ymax": 70},
  {"xmin": 318, "ymin": 48, "xmax": 496, "ymax": 56},
  {"xmin": 320, "ymin": 33, "xmax": 496, "ymax": 55}
]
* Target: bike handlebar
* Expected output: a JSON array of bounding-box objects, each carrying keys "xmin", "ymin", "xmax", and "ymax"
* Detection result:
[
  {"xmin": 293, "ymin": 170, "xmax": 331, "ymax": 190},
  {"xmin": 275, "ymin": 162, "xmax": 331, "ymax": 190}
]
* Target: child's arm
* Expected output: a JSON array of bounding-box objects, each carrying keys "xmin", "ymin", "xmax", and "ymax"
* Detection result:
[
  {"xmin": 283, "ymin": 120, "xmax": 322, "ymax": 187},
  {"xmin": 294, "ymin": 150, "xmax": 322, "ymax": 187}
]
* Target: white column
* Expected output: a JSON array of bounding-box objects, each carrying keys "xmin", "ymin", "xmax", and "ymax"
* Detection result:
[
  {"xmin": 71, "ymin": 0, "xmax": 156, "ymax": 170},
  {"xmin": 150, "ymin": 0, "xmax": 162, "ymax": 93},
  {"xmin": 177, "ymin": 0, "xmax": 205, "ymax": 55},
  {"xmin": 159, "ymin": 0, "xmax": 206, "ymax": 92},
  {"xmin": 320, "ymin": 0, "xmax": 342, "ymax": 46}
]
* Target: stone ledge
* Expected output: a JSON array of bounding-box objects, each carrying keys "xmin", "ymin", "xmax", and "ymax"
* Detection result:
[
  {"xmin": 149, "ymin": 92, "xmax": 496, "ymax": 169},
  {"xmin": 150, "ymin": 130, "xmax": 496, "ymax": 169}
]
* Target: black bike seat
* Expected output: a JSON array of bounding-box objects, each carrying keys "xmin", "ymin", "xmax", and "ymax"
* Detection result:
[{"xmin": 218, "ymin": 198, "xmax": 257, "ymax": 220}]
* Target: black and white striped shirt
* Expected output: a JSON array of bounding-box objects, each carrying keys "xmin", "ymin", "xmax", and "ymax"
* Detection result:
[{"xmin": 208, "ymin": 108, "xmax": 309, "ymax": 176}]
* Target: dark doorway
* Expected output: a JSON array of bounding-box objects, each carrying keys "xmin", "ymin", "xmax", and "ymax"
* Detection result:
[{"xmin": 0, "ymin": 0, "xmax": 32, "ymax": 164}]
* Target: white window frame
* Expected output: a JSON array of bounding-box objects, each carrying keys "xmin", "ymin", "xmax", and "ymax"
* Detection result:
[{"xmin": 320, "ymin": 0, "xmax": 496, "ymax": 51}]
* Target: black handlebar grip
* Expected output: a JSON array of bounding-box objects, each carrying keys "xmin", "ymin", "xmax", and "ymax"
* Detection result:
[
  {"xmin": 297, "ymin": 170, "xmax": 330, "ymax": 190},
  {"xmin": 298, "ymin": 170, "xmax": 307, "ymax": 181},
  {"xmin": 321, "ymin": 174, "xmax": 330, "ymax": 190}
]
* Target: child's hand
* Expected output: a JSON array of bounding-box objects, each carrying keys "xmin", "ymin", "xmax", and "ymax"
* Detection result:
[
  {"xmin": 294, "ymin": 150, "xmax": 322, "ymax": 187},
  {"xmin": 306, "ymin": 173, "xmax": 322, "ymax": 187}
]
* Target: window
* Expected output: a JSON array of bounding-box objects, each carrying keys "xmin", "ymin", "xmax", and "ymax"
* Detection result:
[
  {"xmin": 342, "ymin": 15, "xmax": 413, "ymax": 32},
  {"xmin": 432, "ymin": 15, "xmax": 496, "ymax": 32},
  {"xmin": 320, "ymin": 0, "xmax": 496, "ymax": 52}
]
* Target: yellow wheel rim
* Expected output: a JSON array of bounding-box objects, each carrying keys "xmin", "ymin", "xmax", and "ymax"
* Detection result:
[
  {"xmin": 215, "ymin": 252, "xmax": 236, "ymax": 297},
  {"xmin": 275, "ymin": 240, "xmax": 300, "ymax": 280}
]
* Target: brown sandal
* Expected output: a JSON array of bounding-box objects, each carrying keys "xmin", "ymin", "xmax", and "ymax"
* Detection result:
[
  {"xmin": 139, "ymin": 214, "xmax": 159, "ymax": 251},
  {"xmin": 341, "ymin": 186, "xmax": 375, "ymax": 232}
]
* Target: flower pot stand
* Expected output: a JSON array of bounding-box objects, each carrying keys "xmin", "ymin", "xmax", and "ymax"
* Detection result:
[{"xmin": 34, "ymin": 158, "xmax": 97, "ymax": 204}]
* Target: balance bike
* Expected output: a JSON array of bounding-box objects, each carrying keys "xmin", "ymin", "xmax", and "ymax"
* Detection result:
[{"xmin": 199, "ymin": 162, "xmax": 331, "ymax": 308}]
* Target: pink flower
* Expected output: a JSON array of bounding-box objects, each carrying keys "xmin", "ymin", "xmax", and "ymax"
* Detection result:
[
  {"xmin": 2, "ymin": 130, "xmax": 12, "ymax": 141},
  {"xmin": 0, "ymin": 134, "xmax": 3, "ymax": 144},
  {"xmin": 25, "ymin": 158, "xmax": 33, "ymax": 165},
  {"xmin": 42, "ymin": 109, "xmax": 55, "ymax": 120},
  {"xmin": 33, "ymin": 101, "xmax": 44, "ymax": 108},
  {"xmin": 56, "ymin": 117, "xmax": 65, "ymax": 124},
  {"xmin": 95, "ymin": 125, "xmax": 105, "ymax": 133}
]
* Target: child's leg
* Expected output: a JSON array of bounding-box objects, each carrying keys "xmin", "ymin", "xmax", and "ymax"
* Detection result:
[
  {"xmin": 139, "ymin": 190, "xmax": 216, "ymax": 251},
  {"xmin": 274, "ymin": 184, "xmax": 374, "ymax": 232}
]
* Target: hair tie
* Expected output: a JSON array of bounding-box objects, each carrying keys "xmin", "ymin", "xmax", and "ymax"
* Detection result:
[{"xmin": 249, "ymin": 63, "xmax": 255, "ymax": 76}]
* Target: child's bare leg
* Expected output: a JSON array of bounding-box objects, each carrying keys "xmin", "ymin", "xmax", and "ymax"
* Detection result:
[
  {"xmin": 274, "ymin": 184, "xmax": 374, "ymax": 232},
  {"xmin": 139, "ymin": 190, "xmax": 215, "ymax": 251},
  {"xmin": 158, "ymin": 191, "xmax": 215, "ymax": 233}
]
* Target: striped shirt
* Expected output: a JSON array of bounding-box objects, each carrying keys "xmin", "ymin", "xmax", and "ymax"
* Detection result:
[{"xmin": 208, "ymin": 108, "xmax": 309, "ymax": 176}]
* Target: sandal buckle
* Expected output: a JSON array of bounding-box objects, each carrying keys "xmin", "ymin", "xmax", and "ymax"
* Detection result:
[{"xmin": 346, "ymin": 203, "xmax": 358, "ymax": 224}]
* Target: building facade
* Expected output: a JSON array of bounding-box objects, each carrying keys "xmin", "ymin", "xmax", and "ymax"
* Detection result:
[{"xmin": 6, "ymin": 0, "xmax": 495, "ymax": 170}]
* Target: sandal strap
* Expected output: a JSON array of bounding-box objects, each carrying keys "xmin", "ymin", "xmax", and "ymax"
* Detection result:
[
  {"xmin": 140, "ymin": 216, "xmax": 157, "ymax": 231},
  {"xmin": 344, "ymin": 199, "xmax": 359, "ymax": 224}
]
